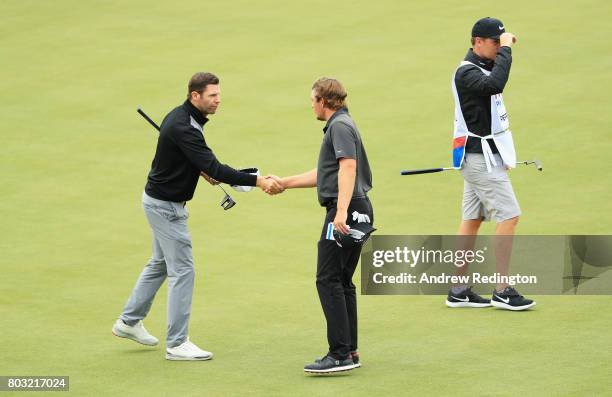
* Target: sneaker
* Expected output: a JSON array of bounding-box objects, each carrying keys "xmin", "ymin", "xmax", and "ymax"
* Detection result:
[
  {"xmin": 445, "ymin": 287, "xmax": 492, "ymax": 308},
  {"xmin": 112, "ymin": 319, "xmax": 158, "ymax": 346},
  {"xmin": 314, "ymin": 351, "xmax": 361, "ymax": 368},
  {"xmin": 304, "ymin": 355, "xmax": 358, "ymax": 374},
  {"xmin": 165, "ymin": 338, "xmax": 213, "ymax": 361},
  {"xmin": 314, "ymin": 352, "xmax": 328, "ymax": 363},
  {"xmin": 491, "ymin": 287, "xmax": 536, "ymax": 311}
]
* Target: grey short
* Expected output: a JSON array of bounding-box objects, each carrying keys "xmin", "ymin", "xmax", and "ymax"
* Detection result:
[{"xmin": 461, "ymin": 153, "xmax": 521, "ymax": 222}]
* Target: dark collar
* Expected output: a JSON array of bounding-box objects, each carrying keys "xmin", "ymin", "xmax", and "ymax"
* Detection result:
[
  {"xmin": 183, "ymin": 100, "xmax": 209, "ymax": 126},
  {"xmin": 323, "ymin": 107, "xmax": 349, "ymax": 133},
  {"xmin": 464, "ymin": 48, "xmax": 494, "ymax": 71}
]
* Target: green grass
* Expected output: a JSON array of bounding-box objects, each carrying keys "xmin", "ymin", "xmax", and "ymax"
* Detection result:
[{"xmin": 1, "ymin": 0, "xmax": 611, "ymax": 395}]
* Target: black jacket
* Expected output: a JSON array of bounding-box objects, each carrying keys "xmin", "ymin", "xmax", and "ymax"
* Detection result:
[
  {"xmin": 144, "ymin": 100, "xmax": 257, "ymax": 202},
  {"xmin": 454, "ymin": 47, "xmax": 512, "ymax": 153}
]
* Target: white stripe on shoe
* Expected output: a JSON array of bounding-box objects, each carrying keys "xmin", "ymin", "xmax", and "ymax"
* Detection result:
[
  {"xmin": 445, "ymin": 300, "xmax": 492, "ymax": 308},
  {"xmin": 491, "ymin": 300, "xmax": 536, "ymax": 311}
]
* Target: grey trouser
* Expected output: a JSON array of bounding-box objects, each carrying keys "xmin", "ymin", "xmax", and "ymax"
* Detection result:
[
  {"xmin": 120, "ymin": 192, "xmax": 194, "ymax": 348},
  {"xmin": 461, "ymin": 153, "xmax": 522, "ymax": 222}
]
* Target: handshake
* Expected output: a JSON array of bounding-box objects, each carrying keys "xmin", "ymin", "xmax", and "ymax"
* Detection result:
[
  {"xmin": 200, "ymin": 172, "xmax": 285, "ymax": 195},
  {"xmin": 257, "ymin": 175, "xmax": 285, "ymax": 195}
]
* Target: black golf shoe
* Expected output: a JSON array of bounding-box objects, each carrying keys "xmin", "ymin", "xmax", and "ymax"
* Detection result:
[
  {"xmin": 445, "ymin": 286, "xmax": 492, "ymax": 308},
  {"xmin": 350, "ymin": 351, "xmax": 360, "ymax": 366},
  {"xmin": 304, "ymin": 355, "xmax": 358, "ymax": 374},
  {"xmin": 491, "ymin": 287, "xmax": 536, "ymax": 311},
  {"xmin": 314, "ymin": 351, "xmax": 361, "ymax": 368}
]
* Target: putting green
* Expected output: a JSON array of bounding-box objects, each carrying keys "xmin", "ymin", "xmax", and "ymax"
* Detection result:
[{"xmin": 1, "ymin": 0, "xmax": 611, "ymax": 395}]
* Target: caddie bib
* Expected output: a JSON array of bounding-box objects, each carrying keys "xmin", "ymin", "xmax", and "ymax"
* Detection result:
[{"xmin": 451, "ymin": 61, "xmax": 516, "ymax": 172}]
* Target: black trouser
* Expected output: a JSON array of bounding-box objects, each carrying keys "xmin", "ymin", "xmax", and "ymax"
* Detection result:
[{"xmin": 317, "ymin": 197, "xmax": 374, "ymax": 359}]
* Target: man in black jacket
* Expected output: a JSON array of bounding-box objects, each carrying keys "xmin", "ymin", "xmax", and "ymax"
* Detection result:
[
  {"xmin": 446, "ymin": 18, "xmax": 535, "ymax": 311},
  {"xmin": 112, "ymin": 72, "xmax": 282, "ymax": 360}
]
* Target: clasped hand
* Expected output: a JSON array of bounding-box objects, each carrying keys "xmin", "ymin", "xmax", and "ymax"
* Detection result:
[
  {"xmin": 259, "ymin": 175, "xmax": 284, "ymax": 195},
  {"xmin": 201, "ymin": 172, "xmax": 284, "ymax": 195}
]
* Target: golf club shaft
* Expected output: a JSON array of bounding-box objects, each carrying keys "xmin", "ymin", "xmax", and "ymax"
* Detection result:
[
  {"xmin": 400, "ymin": 167, "xmax": 456, "ymax": 175},
  {"xmin": 218, "ymin": 184, "xmax": 231, "ymax": 195},
  {"xmin": 137, "ymin": 108, "xmax": 161, "ymax": 131},
  {"xmin": 401, "ymin": 159, "xmax": 542, "ymax": 176}
]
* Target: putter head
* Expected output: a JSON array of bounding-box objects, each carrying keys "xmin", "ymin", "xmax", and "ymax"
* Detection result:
[
  {"xmin": 534, "ymin": 159, "xmax": 543, "ymax": 171},
  {"xmin": 221, "ymin": 193, "xmax": 236, "ymax": 210}
]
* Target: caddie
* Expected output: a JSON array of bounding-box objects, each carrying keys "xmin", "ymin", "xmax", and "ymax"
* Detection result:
[{"xmin": 446, "ymin": 17, "xmax": 535, "ymax": 311}]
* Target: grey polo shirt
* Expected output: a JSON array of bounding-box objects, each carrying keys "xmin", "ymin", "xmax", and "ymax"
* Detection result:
[{"xmin": 317, "ymin": 107, "xmax": 372, "ymax": 206}]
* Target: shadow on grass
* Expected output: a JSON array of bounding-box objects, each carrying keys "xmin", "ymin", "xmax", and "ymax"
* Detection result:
[
  {"xmin": 122, "ymin": 349, "xmax": 159, "ymax": 354},
  {"xmin": 490, "ymin": 307, "xmax": 538, "ymax": 314},
  {"xmin": 304, "ymin": 371, "xmax": 357, "ymax": 379}
]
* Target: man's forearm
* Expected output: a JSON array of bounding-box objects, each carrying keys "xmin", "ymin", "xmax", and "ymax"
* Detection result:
[
  {"xmin": 281, "ymin": 168, "xmax": 317, "ymax": 189},
  {"xmin": 336, "ymin": 160, "xmax": 356, "ymax": 213},
  {"xmin": 490, "ymin": 46, "xmax": 512, "ymax": 91},
  {"xmin": 207, "ymin": 162, "xmax": 258, "ymax": 187}
]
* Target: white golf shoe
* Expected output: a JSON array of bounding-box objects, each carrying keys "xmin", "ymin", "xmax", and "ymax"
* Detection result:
[
  {"xmin": 112, "ymin": 319, "xmax": 159, "ymax": 346},
  {"xmin": 165, "ymin": 338, "xmax": 213, "ymax": 361}
]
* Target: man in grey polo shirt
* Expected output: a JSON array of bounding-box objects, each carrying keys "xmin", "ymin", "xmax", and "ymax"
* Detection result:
[{"xmin": 273, "ymin": 77, "xmax": 374, "ymax": 374}]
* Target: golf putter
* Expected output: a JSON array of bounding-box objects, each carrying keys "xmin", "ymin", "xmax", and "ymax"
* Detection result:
[
  {"xmin": 516, "ymin": 159, "xmax": 543, "ymax": 171},
  {"xmin": 137, "ymin": 107, "xmax": 237, "ymax": 210},
  {"xmin": 401, "ymin": 158, "xmax": 543, "ymax": 175},
  {"xmin": 218, "ymin": 185, "xmax": 236, "ymax": 210}
]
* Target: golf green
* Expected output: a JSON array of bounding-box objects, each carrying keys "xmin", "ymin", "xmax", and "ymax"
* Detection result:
[{"xmin": 1, "ymin": 0, "xmax": 611, "ymax": 395}]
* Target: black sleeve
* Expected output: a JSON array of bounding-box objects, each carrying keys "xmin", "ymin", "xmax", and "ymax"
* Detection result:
[
  {"xmin": 173, "ymin": 125, "xmax": 257, "ymax": 186},
  {"xmin": 456, "ymin": 47, "xmax": 512, "ymax": 96}
]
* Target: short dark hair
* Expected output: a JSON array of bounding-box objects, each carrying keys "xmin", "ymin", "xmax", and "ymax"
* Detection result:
[
  {"xmin": 312, "ymin": 77, "xmax": 347, "ymax": 110},
  {"xmin": 188, "ymin": 72, "xmax": 219, "ymax": 98},
  {"xmin": 471, "ymin": 37, "xmax": 500, "ymax": 46}
]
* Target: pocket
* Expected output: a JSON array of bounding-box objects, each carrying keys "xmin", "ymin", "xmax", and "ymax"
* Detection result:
[
  {"xmin": 491, "ymin": 167, "xmax": 510, "ymax": 182},
  {"xmin": 170, "ymin": 202, "xmax": 189, "ymax": 219},
  {"xmin": 157, "ymin": 205, "xmax": 178, "ymax": 221},
  {"xmin": 462, "ymin": 155, "xmax": 483, "ymax": 180},
  {"xmin": 471, "ymin": 156, "xmax": 489, "ymax": 173}
]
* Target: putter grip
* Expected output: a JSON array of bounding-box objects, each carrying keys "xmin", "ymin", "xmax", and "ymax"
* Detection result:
[
  {"xmin": 400, "ymin": 168, "xmax": 444, "ymax": 175},
  {"xmin": 137, "ymin": 108, "xmax": 161, "ymax": 131}
]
